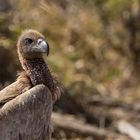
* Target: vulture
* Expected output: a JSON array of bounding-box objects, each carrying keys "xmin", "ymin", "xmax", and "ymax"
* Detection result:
[
  {"xmin": 0, "ymin": 29, "xmax": 62, "ymax": 140},
  {"xmin": 0, "ymin": 29, "xmax": 61, "ymax": 106}
]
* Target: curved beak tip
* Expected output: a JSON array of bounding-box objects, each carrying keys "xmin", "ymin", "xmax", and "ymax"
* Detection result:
[{"xmin": 47, "ymin": 43, "xmax": 49, "ymax": 56}]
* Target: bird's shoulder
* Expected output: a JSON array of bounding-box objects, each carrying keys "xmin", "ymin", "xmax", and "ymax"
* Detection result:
[{"xmin": 0, "ymin": 71, "xmax": 32, "ymax": 106}]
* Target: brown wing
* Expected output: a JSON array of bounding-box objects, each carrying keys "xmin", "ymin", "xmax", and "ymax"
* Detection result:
[
  {"xmin": 0, "ymin": 71, "xmax": 31, "ymax": 107},
  {"xmin": 0, "ymin": 84, "xmax": 53, "ymax": 140}
]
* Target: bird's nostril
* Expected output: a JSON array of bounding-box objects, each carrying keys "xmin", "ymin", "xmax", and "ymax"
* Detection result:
[
  {"xmin": 38, "ymin": 41, "xmax": 41, "ymax": 44},
  {"xmin": 38, "ymin": 39, "xmax": 43, "ymax": 44}
]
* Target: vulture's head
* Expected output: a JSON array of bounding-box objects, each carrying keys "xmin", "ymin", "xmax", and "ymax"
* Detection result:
[{"xmin": 17, "ymin": 29, "xmax": 49, "ymax": 59}]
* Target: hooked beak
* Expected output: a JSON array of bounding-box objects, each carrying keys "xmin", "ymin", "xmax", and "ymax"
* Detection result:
[{"xmin": 37, "ymin": 39, "xmax": 49, "ymax": 56}]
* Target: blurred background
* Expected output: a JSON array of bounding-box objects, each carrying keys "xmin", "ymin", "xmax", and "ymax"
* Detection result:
[{"xmin": 0, "ymin": 0, "xmax": 140, "ymax": 139}]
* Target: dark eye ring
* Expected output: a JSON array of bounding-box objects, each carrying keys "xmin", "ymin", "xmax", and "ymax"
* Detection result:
[{"xmin": 25, "ymin": 38, "xmax": 33, "ymax": 45}]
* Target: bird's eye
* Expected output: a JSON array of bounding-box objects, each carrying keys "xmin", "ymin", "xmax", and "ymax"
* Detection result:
[{"xmin": 25, "ymin": 38, "xmax": 33, "ymax": 45}]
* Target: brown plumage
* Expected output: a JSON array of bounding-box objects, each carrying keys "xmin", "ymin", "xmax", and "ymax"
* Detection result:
[
  {"xmin": 0, "ymin": 84, "xmax": 53, "ymax": 140},
  {"xmin": 0, "ymin": 71, "xmax": 31, "ymax": 106},
  {"xmin": 0, "ymin": 29, "xmax": 61, "ymax": 106}
]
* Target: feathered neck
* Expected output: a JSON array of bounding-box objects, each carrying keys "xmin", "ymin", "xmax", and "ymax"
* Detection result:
[{"xmin": 19, "ymin": 56, "xmax": 59, "ymax": 101}]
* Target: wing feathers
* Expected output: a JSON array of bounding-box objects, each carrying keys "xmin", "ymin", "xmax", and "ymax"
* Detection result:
[
  {"xmin": 0, "ymin": 73, "xmax": 31, "ymax": 107},
  {"xmin": 0, "ymin": 85, "xmax": 52, "ymax": 140}
]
